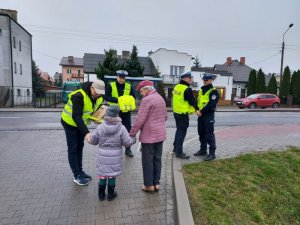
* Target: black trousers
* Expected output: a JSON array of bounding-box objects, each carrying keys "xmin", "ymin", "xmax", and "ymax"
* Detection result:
[
  {"xmin": 197, "ymin": 113, "xmax": 216, "ymax": 155},
  {"xmin": 62, "ymin": 122, "xmax": 85, "ymax": 178},
  {"xmin": 173, "ymin": 113, "xmax": 189, "ymax": 155},
  {"xmin": 120, "ymin": 111, "xmax": 132, "ymax": 151},
  {"xmin": 141, "ymin": 142, "xmax": 163, "ymax": 186}
]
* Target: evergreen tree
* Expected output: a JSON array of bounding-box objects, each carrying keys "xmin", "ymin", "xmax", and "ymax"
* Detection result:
[
  {"xmin": 279, "ymin": 66, "xmax": 291, "ymax": 103},
  {"xmin": 290, "ymin": 71, "xmax": 297, "ymax": 95},
  {"xmin": 193, "ymin": 56, "xmax": 201, "ymax": 68},
  {"xmin": 125, "ymin": 45, "xmax": 144, "ymax": 77},
  {"xmin": 267, "ymin": 74, "xmax": 278, "ymax": 95},
  {"xmin": 247, "ymin": 69, "xmax": 256, "ymax": 95},
  {"xmin": 32, "ymin": 60, "xmax": 45, "ymax": 97},
  {"xmin": 291, "ymin": 70, "xmax": 300, "ymax": 104},
  {"xmin": 256, "ymin": 68, "xmax": 266, "ymax": 93},
  {"xmin": 95, "ymin": 49, "xmax": 120, "ymax": 83}
]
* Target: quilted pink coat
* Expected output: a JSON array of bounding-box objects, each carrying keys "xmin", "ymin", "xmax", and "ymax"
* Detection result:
[{"xmin": 130, "ymin": 90, "xmax": 167, "ymax": 143}]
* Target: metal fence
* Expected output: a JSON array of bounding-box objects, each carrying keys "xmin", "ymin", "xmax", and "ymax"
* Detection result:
[{"xmin": 0, "ymin": 90, "xmax": 64, "ymax": 108}]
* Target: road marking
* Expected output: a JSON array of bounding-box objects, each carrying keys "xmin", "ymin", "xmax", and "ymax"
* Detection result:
[{"xmin": 0, "ymin": 117, "xmax": 20, "ymax": 119}]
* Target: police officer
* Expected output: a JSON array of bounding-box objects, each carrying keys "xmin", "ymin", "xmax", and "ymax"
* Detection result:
[
  {"xmin": 173, "ymin": 71, "xmax": 197, "ymax": 159},
  {"xmin": 61, "ymin": 79, "xmax": 105, "ymax": 186},
  {"xmin": 194, "ymin": 73, "xmax": 219, "ymax": 161},
  {"xmin": 106, "ymin": 70, "xmax": 136, "ymax": 157}
]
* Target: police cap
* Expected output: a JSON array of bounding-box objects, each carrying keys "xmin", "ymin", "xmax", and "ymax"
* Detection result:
[
  {"xmin": 180, "ymin": 71, "xmax": 192, "ymax": 78},
  {"xmin": 116, "ymin": 70, "xmax": 128, "ymax": 77},
  {"xmin": 202, "ymin": 73, "xmax": 217, "ymax": 81}
]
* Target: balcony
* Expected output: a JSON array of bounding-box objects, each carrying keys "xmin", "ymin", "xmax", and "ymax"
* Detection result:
[{"xmin": 71, "ymin": 73, "xmax": 84, "ymax": 79}]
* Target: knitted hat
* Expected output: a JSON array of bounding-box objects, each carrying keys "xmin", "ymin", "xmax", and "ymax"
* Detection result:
[
  {"xmin": 136, "ymin": 80, "xmax": 154, "ymax": 91},
  {"xmin": 105, "ymin": 105, "xmax": 120, "ymax": 117}
]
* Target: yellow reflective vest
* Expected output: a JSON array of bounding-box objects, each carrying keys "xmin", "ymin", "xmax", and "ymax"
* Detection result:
[
  {"xmin": 172, "ymin": 84, "xmax": 195, "ymax": 114},
  {"xmin": 197, "ymin": 87, "xmax": 216, "ymax": 110},
  {"xmin": 109, "ymin": 82, "xmax": 135, "ymax": 112},
  {"xmin": 61, "ymin": 89, "xmax": 103, "ymax": 127}
]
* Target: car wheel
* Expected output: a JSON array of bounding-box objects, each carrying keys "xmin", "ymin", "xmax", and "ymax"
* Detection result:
[
  {"xmin": 272, "ymin": 103, "xmax": 279, "ymax": 108},
  {"xmin": 249, "ymin": 103, "xmax": 256, "ymax": 109},
  {"xmin": 238, "ymin": 107, "xmax": 244, "ymax": 109}
]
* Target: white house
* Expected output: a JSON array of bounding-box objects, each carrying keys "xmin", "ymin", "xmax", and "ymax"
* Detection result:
[
  {"xmin": 149, "ymin": 48, "xmax": 193, "ymax": 99},
  {"xmin": 191, "ymin": 67, "xmax": 233, "ymax": 105},
  {"xmin": 0, "ymin": 9, "xmax": 32, "ymax": 107}
]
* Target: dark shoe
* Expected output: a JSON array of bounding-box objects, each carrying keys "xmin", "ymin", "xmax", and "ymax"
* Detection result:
[
  {"xmin": 73, "ymin": 175, "xmax": 89, "ymax": 186},
  {"xmin": 125, "ymin": 149, "xmax": 134, "ymax": 157},
  {"xmin": 107, "ymin": 185, "xmax": 117, "ymax": 201},
  {"xmin": 81, "ymin": 171, "xmax": 92, "ymax": 181},
  {"xmin": 203, "ymin": 154, "xmax": 216, "ymax": 161},
  {"xmin": 176, "ymin": 153, "xmax": 190, "ymax": 159},
  {"xmin": 194, "ymin": 151, "xmax": 207, "ymax": 156},
  {"xmin": 98, "ymin": 184, "xmax": 106, "ymax": 201}
]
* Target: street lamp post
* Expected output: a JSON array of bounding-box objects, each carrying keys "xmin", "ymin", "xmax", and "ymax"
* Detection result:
[{"xmin": 280, "ymin": 23, "xmax": 294, "ymax": 83}]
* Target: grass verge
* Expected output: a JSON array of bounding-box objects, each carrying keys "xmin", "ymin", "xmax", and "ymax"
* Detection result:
[{"xmin": 182, "ymin": 148, "xmax": 300, "ymax": 225}]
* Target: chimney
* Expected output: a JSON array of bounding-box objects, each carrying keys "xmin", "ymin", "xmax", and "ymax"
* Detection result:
[
  {"xmin": 226, "ymin": 57, "xmax": 232, "ymax": 65},
  {"xmin": 68, "ymin": 56, "xmax": 74, "ymax": 62},
  {"xmin": 0, "ymin": 9, "xmax": 18, "ymax": 21},
  {"xmin": 148, "ymin": 50, "xmax": 153, "ymax": 56},
  {"xmin": 240, "ymin": 57, "xmax": 245, "ymax": 65},
  {"xmin": 122, "ymin": 50, "xmax": 130, "ymax": 59}
]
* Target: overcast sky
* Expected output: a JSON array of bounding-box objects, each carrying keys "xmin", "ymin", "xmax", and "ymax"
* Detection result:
[{"xmin": 1, "ymin": 0, "xmax": 300, "ymax": 76}]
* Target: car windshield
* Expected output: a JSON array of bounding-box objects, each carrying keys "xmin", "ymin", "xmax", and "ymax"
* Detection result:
[{"xmin": 247, "ymin": 94, "xmax": 260, "ymax": 99}]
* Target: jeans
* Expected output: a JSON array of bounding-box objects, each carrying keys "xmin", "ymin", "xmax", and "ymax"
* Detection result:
[
  {"xmin": 141, "ymin": 142, "xmax": 163, "ymax": 186},
  {"xmin": 197, "ymin": 113, "xmax": 216, "ymax": 155},
  {"xmin": 173, "ymin": 113, "xmax": 189, "ymax": 155},
  {"xmin": 62, "ymin": 122, "xmax": 85, "ymax": 178}
]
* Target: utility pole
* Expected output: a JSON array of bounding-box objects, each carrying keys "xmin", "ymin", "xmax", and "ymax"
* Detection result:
[{"xmin": 280, "ymin": 23, "xmax": 294, "ymax": 84}]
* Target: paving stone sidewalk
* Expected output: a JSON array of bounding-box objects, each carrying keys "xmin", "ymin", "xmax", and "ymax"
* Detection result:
[{"xmin": 1, "ymin": 123, "xmax": 300, "ymax": 225}]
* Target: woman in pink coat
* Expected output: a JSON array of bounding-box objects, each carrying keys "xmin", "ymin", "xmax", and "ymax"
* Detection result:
[{"xmin": 130, "ymin": 80, "xmax": 168, "ymax": 192}]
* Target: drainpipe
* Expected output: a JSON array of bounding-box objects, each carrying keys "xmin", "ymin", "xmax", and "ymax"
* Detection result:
[{"xmin": 8, "ymin": 17, "xmax": 14, "ymax": 107}]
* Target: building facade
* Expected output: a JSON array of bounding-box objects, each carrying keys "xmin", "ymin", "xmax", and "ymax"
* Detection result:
[
  {"xmin": 0, "ymin": 10, "xmax": 32, "ymax": 107},
  {"xmin": 149, "ymin": 48, "xmax": 193, "ymax": 99},
  {"xmin": 59, "ymin": 56, "xmax": 84, "ymax": 83}
]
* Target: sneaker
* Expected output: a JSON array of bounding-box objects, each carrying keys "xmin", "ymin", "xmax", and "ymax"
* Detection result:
[
  {"xmin": 82, "ymin": 171, "xmax": 92, "ymax": 181},
  {"xmin": 73, "ymin": 175, "xmax": 89, "ymax": 186}
]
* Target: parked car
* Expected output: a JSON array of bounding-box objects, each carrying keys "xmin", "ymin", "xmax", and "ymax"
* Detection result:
[{"xmin": 235, "ymin": 93, "xmax": 280, "ymax": 109}]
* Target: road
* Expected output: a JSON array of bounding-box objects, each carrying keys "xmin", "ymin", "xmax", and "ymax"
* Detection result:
[{"xmin": 0, "ymin": 111, "xmax": 299, "ymax": 130}]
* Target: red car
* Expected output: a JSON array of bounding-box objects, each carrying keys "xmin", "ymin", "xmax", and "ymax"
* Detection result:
[{"xmin": 235, "ymin": 93, "xmax": 280, "ymax": 109}]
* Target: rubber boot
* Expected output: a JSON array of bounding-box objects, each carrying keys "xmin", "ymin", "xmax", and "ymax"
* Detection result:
[
  {"xmin": 107, "ymin": 185, "xmax": 117, "ymax": 201},
  {"xmin": 98, "ymin": 184, "xmax": 106, "ymax": 201}
]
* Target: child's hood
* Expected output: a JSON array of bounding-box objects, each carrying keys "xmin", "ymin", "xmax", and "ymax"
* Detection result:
[{"xmin": 101, "ymin": 117, "xmax": 123, "ymax": 135}]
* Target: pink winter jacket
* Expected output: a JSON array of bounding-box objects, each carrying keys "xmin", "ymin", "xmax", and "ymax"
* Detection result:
[{"xmin": 130, "ymin": 90, "xmax": 167, "ymax": 143}]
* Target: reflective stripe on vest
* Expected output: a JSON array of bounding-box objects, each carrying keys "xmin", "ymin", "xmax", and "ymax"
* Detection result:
[
  {"xmin": 172, "ymin": 84, "xmax": 195, "ymax": 114},
  {"xmin": 108, "ymin": 82, "xmax": 131, "ymax": 106},
  {"xmin": 61, "ymin": 89, "xmax": 103, "ymax": 127},
  {"xmin": 197, "ymin": 87, "xmax": 216, "ymax": 110}
]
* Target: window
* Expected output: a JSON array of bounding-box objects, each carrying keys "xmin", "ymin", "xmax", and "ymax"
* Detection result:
[
  {"xmin": 27, "ymin": 89, "xmax": 30, "ymax": 96},
  {"xmin": 14, "ymin": 62, "xmax": 17, "ymax": 73},
  {"xmin": 13, "ymin": 36, "xmax": 16, "ymax": 48},
  {"xmin": 170, "ymin": 66, "xmax": 185, "ymax": 76},
  {"xmin": 67, "ymin": 69, "xmax": 72, "ymax": 74},
  {"xmin": 17, "ymin": 89, "xmax": 21, "ymax": 96},
  {"xmin": 78, "ymin": 70, "xmax": 81, "ymax": 76},
  {"xmin": 19, "ymin": 41, "xmax": 21, "ymax": 51},
  {"xmin": 20, "ymin": 64, "xmax": 22, "ymax": 75}
]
